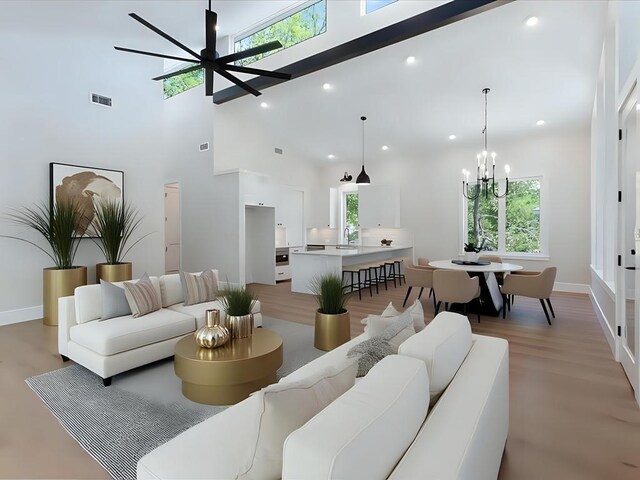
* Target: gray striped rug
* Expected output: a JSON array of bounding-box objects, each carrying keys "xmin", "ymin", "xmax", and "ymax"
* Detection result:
[{"xmin": 25, "ymin": 317, "xmax": 323, "ymax": 480}]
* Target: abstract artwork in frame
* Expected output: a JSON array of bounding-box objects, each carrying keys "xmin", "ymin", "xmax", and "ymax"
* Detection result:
[{"xmin": 50, "ymin": 162, "xmax": 124, "ymax": 238}]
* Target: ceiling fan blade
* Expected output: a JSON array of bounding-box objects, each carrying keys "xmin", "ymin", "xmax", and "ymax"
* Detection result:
[
  {"xmin": 205, "ymin": 69, "xmax": 214, "ymax": 96},
  {"xmin": 114, "ymin": 46, "xmax": 200, "ymax": 64},
  {"xmin": 128, "ymin": 13, "xmax": 201, "ymax": 60},
  {"xmin": 222, "ymin": 64, "xmax": 292, "ymax": 80},
  {"xmin": 205, "ymin": 10, "xmax": 217, "ymax": 55},
  {"xmin": 152, "ymin": 64, "xmax": 203, "ymax": 81},
  {"xmin": 216, "ymin": 68, "xmax": 261, "ymax": 96},
  {"xmin": 217, "ymin": 41, "xmax": 283, "ymax": 64}
]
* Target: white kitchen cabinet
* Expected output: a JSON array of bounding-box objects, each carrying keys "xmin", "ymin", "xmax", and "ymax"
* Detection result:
[
  {"xmin": 243, "ymin": 171, "xmax": 274, "ymax": 206},
  {"xmin": 309, "ymin": 187, "xmax": 337, "ymax": 228},
  {"xmin": 358, "ymin": 185, "xmax": 401, "ymax": 228},
  {"xmin": 275, "ymin": 188, "xmax": 304, "ymax": 247}
]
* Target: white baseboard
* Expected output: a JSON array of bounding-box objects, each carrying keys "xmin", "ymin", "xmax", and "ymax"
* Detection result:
[
  {"xmin": 553, "ymin": 282, "xmax": 590, "ymax": 294},
  {"xmin": 0, "ymin": 306, "xmax": 42, "ymax": 326},
  {"xmin": 589, "ymin": 287, "xmax": 617, "ymax": 357}
]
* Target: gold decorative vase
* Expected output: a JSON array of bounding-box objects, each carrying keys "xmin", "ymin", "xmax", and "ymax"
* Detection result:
[
  {"xmin": 314, "ymin": 310, "xmax": 351, "ymax": 351},
  {"xmin": 96, "ymin": 262, "xmax": 132, "ymax": 283},
  {"xmin": 227, "ymin": 313, "xmax": 254, "ymax": 339},
  {"xmin": 43, "ymin": 266, "xmax": 87, "ymax": 326},
  {"xmin": 195, "ymin": 309, "xmax": 230, "ymax": 349}
]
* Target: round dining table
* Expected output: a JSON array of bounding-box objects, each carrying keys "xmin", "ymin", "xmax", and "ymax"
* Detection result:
[{"xmin": 428, "ymin": 260, "xmax": 523, "ymax": 316}]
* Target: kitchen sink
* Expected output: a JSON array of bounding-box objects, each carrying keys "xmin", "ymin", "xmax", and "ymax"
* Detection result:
[{"xmin": 335, "ymin": 244, "xmax": 356, "ymax": 249}]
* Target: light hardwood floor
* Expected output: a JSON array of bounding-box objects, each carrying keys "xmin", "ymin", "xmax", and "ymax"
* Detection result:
[{"xmin": 1, "ymin": 281, "xmax": 639, "ymax": 479}]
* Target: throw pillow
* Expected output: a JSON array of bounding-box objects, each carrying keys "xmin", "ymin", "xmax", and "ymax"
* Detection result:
[
  {"xmin": 237, "ymin": 358, "xmax": 357, "ymax": 479},
  {"xmin": 408, "ymin": 299, "xmax": 426, "ymax": 332},
  {"xmin": 349, "ymin": 309, "xmax": 415, "ymax": 375},
  {"xmin": 360, "ymin": 301, "xmax": 401, "ymax": 326},
  {"xmin": 123, "ymin": 273, "xmax": 161, "ymax": 318},
  {"xmin": 181, "ymin": 270, "xmax": 218, "ymax": 306},
  {"xmin": 100, "ymin": 279, "xmax": 131, "ymax": 320}
]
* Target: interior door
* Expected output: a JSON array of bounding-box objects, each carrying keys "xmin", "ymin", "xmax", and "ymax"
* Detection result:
[
  {"xmin": 164, "ymin": 184, "xmax": 181, "ymax": 274},
  {"xmin": 618, "ymin": 83, "xmax": 640, "ymax": 399}
]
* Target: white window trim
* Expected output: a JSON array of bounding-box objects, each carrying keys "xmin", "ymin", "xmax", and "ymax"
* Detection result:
[
  {"xmin": 460, "ymin": 175, "xmax": 548, "ymax": 258},
  {"xmin": 340, "ymin": 185, "xmax": 359, "ymax": 244}
]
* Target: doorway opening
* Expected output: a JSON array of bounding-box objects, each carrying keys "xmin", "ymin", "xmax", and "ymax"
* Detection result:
[{"xmin": 164, "ymin": 183, "xmax": 181, "ymax": 274}]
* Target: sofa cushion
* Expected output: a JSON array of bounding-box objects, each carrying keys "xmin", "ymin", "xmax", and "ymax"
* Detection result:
[
  {"xmin": 282, "ymin": 355, "xmax": 429, "ymax": 480},
  {"xmin": 160, "ymin": 270, "xmax": 220, "ymax": 308},
  {"xmin": 168, "ymin": 299, "xmax": 261, "ymax": 329},
  {"xmin": 239, "ymin": 358, "xmax": 357, "ymax": 479},
  {"xmin": 398, "ymin": 311, "xmax": 472, "ymax": 403},
  {"xmin": 136, "ymin": 358, "xmax": 357, "ymax": 480},
  {"xmin": 124, "ymin": 273, "xmax": 162, "ymax": 318},
  {"xmin": 365, "ymin": 310, "xmax": 416, "ymax": 352},
  {"xmin": 181, "ymin": 270, "xmax": 218, "ymax": 306},
  {"xmin": 69, "ymin": 308, "xmax": 195, "ymax": 356},
  {"xmin": 100, "ymin": 279, "xmax": 131, "ymax": 321}
]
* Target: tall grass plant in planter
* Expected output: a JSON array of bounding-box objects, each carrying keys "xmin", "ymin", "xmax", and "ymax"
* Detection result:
[
  {"xmin": 218, "ymin": 285, "xmax": 258, "ymax": 339},
  {"xmin": 91, "ymin": 200, "xmax": 148, "ymax": 282},
  {"xmin": 2, "ymin": 201, "xmax": 88, "ymax": 326},
  {"xmin": 309, "ymin": 273, "xmax": 351, "ymax": 351}
]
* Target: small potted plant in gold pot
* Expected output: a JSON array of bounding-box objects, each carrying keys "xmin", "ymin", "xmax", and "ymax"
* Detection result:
[
  {"xmin": 218, "ymin": 285, "xmax": 258, "ymax": 339},
  {"xmin": 310, "ymin": 273, "xmax": 351, "ymax": 351}
]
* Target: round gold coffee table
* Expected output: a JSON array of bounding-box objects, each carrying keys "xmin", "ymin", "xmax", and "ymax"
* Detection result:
[{"xmin": 174, "ymin": 328, "xmax": 283, "ymax": 405}]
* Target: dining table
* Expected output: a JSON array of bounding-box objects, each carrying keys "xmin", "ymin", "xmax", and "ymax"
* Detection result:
[{"xmin": 428, "ymin": 260, "xmax": 524, "ymax": 316}]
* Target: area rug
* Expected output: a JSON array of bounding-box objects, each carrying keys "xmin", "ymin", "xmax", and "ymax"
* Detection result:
[{"xmin": 25, "ymin": 317, "xmax": 323, "ymax": 480}]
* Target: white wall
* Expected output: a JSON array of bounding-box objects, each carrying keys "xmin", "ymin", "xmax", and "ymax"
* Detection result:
[{"xmin": 318, "ymin": 128, "xmax": 591, "ymax": 286}]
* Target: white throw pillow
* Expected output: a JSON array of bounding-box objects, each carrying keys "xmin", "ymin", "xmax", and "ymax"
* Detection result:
[
  {"xmin": 407, "ymin": 299, "xmax": 426, "ymax": 332},
  {"xmin": 238, "ymin": 357, "xmax": 357, "ymax": 479},
  {"xmin": 398, "ymin": 311, "xmax": 472, "ymax": 403},
  {"xmin": 381, "ymin": 301, "xmax": 401, "ymax": 317},
  {"xmin": 365, "ymin": 312, "xmax": 416, "ymax": 352}
]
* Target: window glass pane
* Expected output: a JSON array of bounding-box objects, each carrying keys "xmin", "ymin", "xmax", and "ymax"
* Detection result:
[
  {"xmin": 163, "ymin": 68, "xmax": 204, "ymax": 99},
  {"xmin": 467, "ymin": 189, "xmax": 498, "ymax": 251},
  {"xmin": 365, "ymin": 0, "xmax": 397, "ymax": 14},
  {"xmin": 506, "ymin": 179, "xmax": 541, "ymax": 253},
  {"xmin": 345, "ymin": 192, "xmax": 359, "ymax": 243},
  {"xmin": 234, "ymin": 0, "xmax": 327, "ymax": 66}
]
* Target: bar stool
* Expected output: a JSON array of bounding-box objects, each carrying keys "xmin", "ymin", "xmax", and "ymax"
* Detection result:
[
  {"xmin": 342, "ymin": 263, "xmax": 373, "ymax": 300},
  {"xmin": 383, "ymin": 261, "xmax": 398, "ymax": 288}
]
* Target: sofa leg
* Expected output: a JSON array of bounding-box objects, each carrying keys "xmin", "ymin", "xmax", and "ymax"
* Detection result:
[
  {"xmin": 103, "ymin": 377, "xmax": 113, "ymax": 387},
  {"xmin": 61, "ymin": 354, "xmax": 69, "ymax": 362}
]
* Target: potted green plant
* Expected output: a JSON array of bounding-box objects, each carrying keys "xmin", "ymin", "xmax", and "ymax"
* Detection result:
[
  {"xmin": 463, "ymin": 241, "xmax": 480, "ymax": 262},
  {"xmin": 218, "ymin": 285, "xmax": 258, "ymax": 339},
  {"xmin": 309, "ymin": 273, "xmax": 351, "ymax": 351},
  {"xmin": 2, "ymin": 201, "xmax": 88, "ymax": 326},
  {"xmin": 91, "ymin": 199, "xmax": 147, "ymax": 283}
]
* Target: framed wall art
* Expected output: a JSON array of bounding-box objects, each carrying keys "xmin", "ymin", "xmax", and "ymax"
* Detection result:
[{"xmin": 50, "ymin": 162, "xmax": 124, "ymax": 237}]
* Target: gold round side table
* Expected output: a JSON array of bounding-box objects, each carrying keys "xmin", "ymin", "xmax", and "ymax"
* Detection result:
[{"xmin": 174, "ymin": 328, "xmax": 283, "ymax": 405}]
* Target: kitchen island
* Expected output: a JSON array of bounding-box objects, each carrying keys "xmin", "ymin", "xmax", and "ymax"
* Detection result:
[{"xmin": 290, "ymin": 246, "xmax": 414, "ymax": 294}]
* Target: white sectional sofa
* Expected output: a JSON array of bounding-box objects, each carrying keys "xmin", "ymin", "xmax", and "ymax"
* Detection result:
[
  {"xmin": 58, "ymin": 271, "xmax": 262, "ymax": 386},
  {"xmin": 137, "ymin": 312, "xmax": 509, "ymax": 480}
]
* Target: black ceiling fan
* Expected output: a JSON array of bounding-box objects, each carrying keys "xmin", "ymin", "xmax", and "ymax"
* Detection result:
[{"xmin": 114, "ymin": 1, "xmax": 292, "ymax": 98}]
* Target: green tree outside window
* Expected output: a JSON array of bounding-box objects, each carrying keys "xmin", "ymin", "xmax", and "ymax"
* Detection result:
[{"xmin": 345, "ymin": 193, "xmax": 359, "ymax": 243}]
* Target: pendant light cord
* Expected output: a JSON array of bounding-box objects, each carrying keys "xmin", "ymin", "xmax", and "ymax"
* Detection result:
[
  {"xmin": 362, "ymin": 117, "xmax": 365, "ymax": 168},
  {"xmin": 483, "ymin": 88, "xmax": 489, "ymax": 152}
]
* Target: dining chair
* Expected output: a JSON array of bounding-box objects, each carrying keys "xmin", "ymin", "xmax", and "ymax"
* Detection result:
[
  {"xmin": 478, "ymin": 255, "xmax": 504, "ymax": 285},
  {"xmin": 403, "ymin": 266, "xmax": 436, "ymax": 310},
  {"xmin": 432, "ymin": 270, "xmax": 481, "ymax": 322},
  {"xmin": 501, "ymin": 267, "xmax": 557, "ymax": 325}
]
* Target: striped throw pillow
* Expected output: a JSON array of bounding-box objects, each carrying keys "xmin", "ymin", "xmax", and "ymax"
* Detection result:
[
  {"xmin": 123, "ymin": 273, "xmax": 161, "ymax": 318},
  {"xmin": 182, "ymin": 270, "xmax": 218, "ymax": 306}
]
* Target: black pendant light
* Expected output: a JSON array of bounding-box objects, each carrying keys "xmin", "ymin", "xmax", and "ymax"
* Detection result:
[{"xmin": 356, "ymin": 116, "xmax": 371, "ymax": 185}]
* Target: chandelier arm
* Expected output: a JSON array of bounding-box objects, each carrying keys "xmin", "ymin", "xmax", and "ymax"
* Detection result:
[{"xmin": 491, "ymin": 178, "xmax": 509, "ymax": 198}]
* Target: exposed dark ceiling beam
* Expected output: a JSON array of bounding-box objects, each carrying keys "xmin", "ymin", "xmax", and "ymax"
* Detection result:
[{"xmin": 213, "ymin": 0, "xmax": 515, "ymax": 105}]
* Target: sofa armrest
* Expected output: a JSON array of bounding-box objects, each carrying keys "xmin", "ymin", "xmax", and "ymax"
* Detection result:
[{"xmin": 58, "ymin": 295, "xmax": 77, "ymax": 356}]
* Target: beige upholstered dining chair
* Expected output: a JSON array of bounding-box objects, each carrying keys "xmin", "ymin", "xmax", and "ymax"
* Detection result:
[
  {"xmin": 403, "ymin": 266, "xmax": 435, "ymax": 310},
  {"xmin": 432, "ymin": 270, "xmax": 481, "ymax": 322},
  {"xmin": 478, "ymin": 255, "xmax": 504, "ymax": 285},
  {"xmin": 501, "ymin": 267, "xmax": 557, "ymax": 325}
]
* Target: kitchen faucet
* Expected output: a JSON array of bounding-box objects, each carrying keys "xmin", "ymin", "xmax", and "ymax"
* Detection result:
[{"xmin": 344, "ymin": 227, "xmax": 351, "ymax": 245}]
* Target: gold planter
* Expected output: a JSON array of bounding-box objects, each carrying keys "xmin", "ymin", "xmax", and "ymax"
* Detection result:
[
  {"xmin": 314, "ymin": 310, "xmax": 351, "ymax": 351},
  {"xmin": 43, "ymin": 266, "xmax": 87, "ymax": 326},
  {"xmin": 96, "ymin": 262, "xmax": 132, "ymax": 283},
  {"xmin": 227, "ymin": 313, "xmax": 254, "ymax": 339},
  {"xmin": 195, "ymin": 309, "xmax": 230, "ymax": 349}
]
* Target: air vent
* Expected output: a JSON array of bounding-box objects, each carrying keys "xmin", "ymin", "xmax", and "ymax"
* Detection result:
[
  {"xmin": 274, "ymin": 147, "xmax": 283, "ymax": 155},
  {"xmin": 90, "ymin": 93, "xmax": 112, "ymax": 107},
  {"xmin": 199, "ymin": 142, "xmax": 210, "ymax": 152}
]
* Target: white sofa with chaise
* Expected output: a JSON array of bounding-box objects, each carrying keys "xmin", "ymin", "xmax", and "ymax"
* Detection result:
[
  {"xmin": 58, "ymin": 271, "xmax": 262, "ymax": 386},
  {"xmin": 137, "ymin": 312, "xmax": 509, "ymax": 480}
]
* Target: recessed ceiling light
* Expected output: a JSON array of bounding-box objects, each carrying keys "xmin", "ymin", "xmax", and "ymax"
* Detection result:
[
  {"xmin": 260, "ymin": 102, "xmax": 268, "ymax": 108},
  {"xmin": 328, "ymin": 154, "xmax": 335, "ymax": 159},
  {"xmin": 536, "ymin": 120, "xmax": 545, "ymax": 126},
  {"xmin": 525, "ymin": 16, "xmax": 539, "ymax": 27},
  {"xmin": 323, "ymin": 83, "xmax": 331, "ymax": 90},
  {"xmin": 448, "ymin": 134, "xmax": 456, "ymax": 140},
  {"xmin": 406, "ymin": 56, "xmax": 416, "ymax": 64},
  {"xmin": 381, "ymin": 145, "xmax": 389, "ymax": 151}
]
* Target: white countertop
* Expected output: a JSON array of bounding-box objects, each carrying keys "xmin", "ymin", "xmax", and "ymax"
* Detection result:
[{"xmin": 291, "ymin": 245, "xmax": 412, "ymax": 257}]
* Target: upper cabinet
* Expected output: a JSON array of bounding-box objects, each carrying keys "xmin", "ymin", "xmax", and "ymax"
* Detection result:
[
  {"xmin": 243, "ymin": 172, "xmax": 274, "ymax": 207},
  {"xmin": 274, "ymin": 188, "xmax": 305, "ymax": 246},
  {"xmin": 308, "ymin": 187, "xmax": 337, "ymax": 228},
  {"xmin": 358, "ymin": 185, "xmax": 401, "ymax": 228}
]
